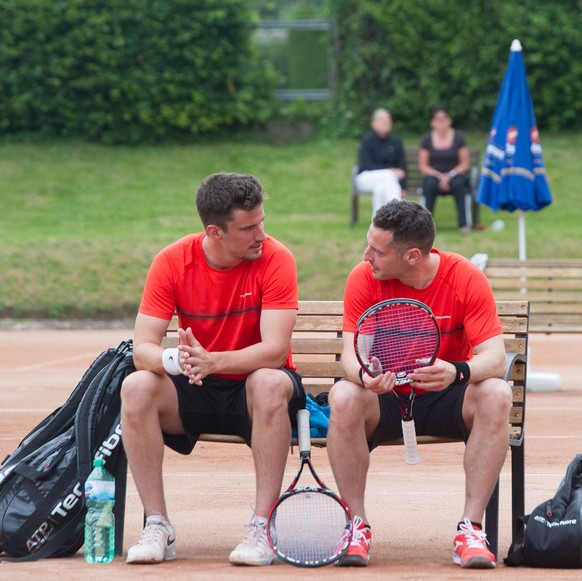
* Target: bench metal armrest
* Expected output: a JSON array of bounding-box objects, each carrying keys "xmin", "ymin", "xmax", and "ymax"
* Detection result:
[{"xmin": 504, "ymin": 351, "xmax": 527, "ymax": 381}]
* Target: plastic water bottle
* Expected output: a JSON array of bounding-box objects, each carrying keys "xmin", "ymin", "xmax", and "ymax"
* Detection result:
[{"xmin": 84, "ymin": 458, "xmax": 115, "ymax": 563}]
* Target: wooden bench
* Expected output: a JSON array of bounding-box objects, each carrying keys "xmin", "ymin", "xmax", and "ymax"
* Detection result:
[
  {"xmin": 484, "ymin": 258, "xmax": 582, "ymax": 333},
  {"xmin": 350, "ymin": 146, "xmax": 482, "ymax": 227},
  {"xmin": 151, "ymin": 298, "xmax": 529, "ymax": 559}
]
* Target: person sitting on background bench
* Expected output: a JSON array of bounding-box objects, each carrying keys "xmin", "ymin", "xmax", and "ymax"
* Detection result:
[
  {"xmin": 121, "ymin": 172, "xmax": 305, "ymax": 567},
  {"xmin": 418, "ymin": 106, "xmax": 472, "ymax": 233},
  {"xmin": 355, "ymin": 108, "xmax": 407, "ymax": 218}
]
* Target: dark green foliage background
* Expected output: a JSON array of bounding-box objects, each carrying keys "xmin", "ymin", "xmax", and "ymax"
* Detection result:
[
  {"xmin": 0, "ymin": 0, "xmax": 275, "ymax": 144},
  {"xmin": 331, "ymin": 0, "xmax": 582, "ymax": 136},
  {"xmin": 1, "ymin": 0, "xmax": 581, "ymax": 143}
]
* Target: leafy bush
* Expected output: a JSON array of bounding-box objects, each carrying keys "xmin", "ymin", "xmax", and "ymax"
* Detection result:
[
  {"xmin": 0, "ymin": 0, "xmax": 277, "ymax": 144},
  {"xmin": 331, "ymin": 0, "xmax": 582, "ymax": 135}
]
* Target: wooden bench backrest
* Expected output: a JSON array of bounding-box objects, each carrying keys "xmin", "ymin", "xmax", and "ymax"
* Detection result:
[
  {"xmin": 163, "ymin": 299, "xmax": 529, "ymax": 446},
  {"xmin": 485, "ymin": 259, "xmax": 582, "ymax": 333}
]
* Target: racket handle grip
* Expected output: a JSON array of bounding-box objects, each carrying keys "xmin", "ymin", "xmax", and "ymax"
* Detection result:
[
  {"xmin": 297, "ymin": 409, "xmax": 311, "ymax": 454},
  {"xmin": 402, "ymin": 418, "xmax": 420, "ymax": 465}
]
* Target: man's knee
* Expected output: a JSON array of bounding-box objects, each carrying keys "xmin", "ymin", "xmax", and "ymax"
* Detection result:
[
  {"xmin": 246, "ymin": 369, "xmax": 291, "ymax": 413},
  {"xmin": 329, "ymin": 379, "xmax": 369, "ymax": 416},
  {"xmin": 485, "ymin": 378, "xmax": 512, "ymax": 405},
  {"xmin": 121, "ymin": 370, "xmax": 163, "ymax": 415},
  {"xmin": 471, "ymin": 378, "xmax": 512, "ymax": 421}
]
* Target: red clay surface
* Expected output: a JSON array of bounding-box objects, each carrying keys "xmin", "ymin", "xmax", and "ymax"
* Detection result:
[{"xmin": 1, "ymin": 327, "xmax": 581, "ymax": 580}]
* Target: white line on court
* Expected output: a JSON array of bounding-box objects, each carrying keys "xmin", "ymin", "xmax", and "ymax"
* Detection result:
[{"xmin": 12, "ymin": 352, "xmax": 99, "ymax": 371}]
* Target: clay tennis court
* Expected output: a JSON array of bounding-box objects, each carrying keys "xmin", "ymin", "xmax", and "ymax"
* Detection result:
[{"xmin": 1, "ymin": 326, "xmax": 580, "ymax": 579}]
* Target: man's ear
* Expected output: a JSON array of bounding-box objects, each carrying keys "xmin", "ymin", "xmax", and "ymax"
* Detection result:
[
  {"xmin": 404, "ymin": 248, "xmax": 421, "ymax": 265},
  {"xmin": 206, "ymin": 224, "xmax": 222, "ymax": 239}
]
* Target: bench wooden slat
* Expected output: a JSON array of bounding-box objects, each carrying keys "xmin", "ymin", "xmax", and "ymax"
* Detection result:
[
  {"xmin": 488, "ymin": 278, "xmax": 582, "ymax": 291},
  {"xmin": 487, "ymin": 269, "xmax": 582, "ymax": 280},
  {"xmin": 489, "ymin": 292, "xmax": 582, "ymax": 305},
  {"xmin": 528, "ymin": 318, "xmax": 582, "ymax": 333},
  {"xmin": 294, "ymin": 316, "xmax": 344, "ymax": 332},
  {"xmin": 485, "ymin": 259, "xmax": 582, "ymax": 333},
  {"xmin": 295, "ymin": 361, "xmax": 343, "ymax": 378},
  {"xmin": 294, "ymin": 300, "xmax": 344, "ymax": 315},
  {"xmin": 291, "ymin": 337, "xmax": 343, "ymax": 354},
  {"xmin": 503, "ymin": 338, "xmax": 526, "ymax": 353},
  {"xmin": 529, "ymin": 304, "xmax": 582, "ymax": 314},
  {"xmin": 487, "ymin": 258, "xmax": 582, "ymax": 269}
]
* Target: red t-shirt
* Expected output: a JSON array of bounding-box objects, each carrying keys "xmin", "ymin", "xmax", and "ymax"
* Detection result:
[
  {"xmin": 139, "ymin": 233, "xmax": 298, "ymax": 379},
  {"xmin": 343, "ymin": 250, "xmax": 502, "ymax": 391}
]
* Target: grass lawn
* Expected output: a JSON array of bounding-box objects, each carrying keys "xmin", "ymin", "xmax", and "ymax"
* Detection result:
[{"xmin": 1, "ymin": 132, "xmax": 580, "ymax": 319}]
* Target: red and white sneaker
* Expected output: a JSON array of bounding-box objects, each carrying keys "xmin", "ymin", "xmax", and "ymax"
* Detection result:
[
  {"xmin": 453, "ymin": 518, "xmax": 496, "ymax": 568},
  {"xmin": 335, "ymin": 515, "xmax": 371, "ymax": 567}
]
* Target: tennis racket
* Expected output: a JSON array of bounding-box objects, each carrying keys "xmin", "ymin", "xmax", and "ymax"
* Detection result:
[
  {"xmin": 354, "ymin": 298, "xmax": 440, "ymax": 465},
  {"xmin": 267, "ymin": 409, "xmax": 352, "ymax": 567}
]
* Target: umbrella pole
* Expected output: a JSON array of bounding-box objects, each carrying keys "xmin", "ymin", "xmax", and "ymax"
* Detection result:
[
  {"xmin": 518, "ymin": 210, "xmax": 527, "ymax": 293},
  {"xmin": 518, "ymin": 210, "xmax": 527, "ymax": 261}
]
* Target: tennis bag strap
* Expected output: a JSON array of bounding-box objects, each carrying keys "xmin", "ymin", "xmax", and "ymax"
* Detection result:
[
  {"xmin": 504, "ymin": 514, "xmax": 529, "ymax": 566},
  {"xmin": 75, "ymin": 340, "xmax": 134, "ymax": 476}
]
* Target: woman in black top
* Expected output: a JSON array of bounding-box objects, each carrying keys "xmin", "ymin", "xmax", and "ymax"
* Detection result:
[{"xmin": 418, "ymin": 106, "xmax": 471, "ymax": 233}]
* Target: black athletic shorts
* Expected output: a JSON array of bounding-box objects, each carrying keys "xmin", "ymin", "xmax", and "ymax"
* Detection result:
[
  {"xmin": 163, "ymin": 368, "xmax": 305, "ymax": 454},
  {"xmin": 370, "ymin": 384, "xmax": 468, "ymax": 450}
]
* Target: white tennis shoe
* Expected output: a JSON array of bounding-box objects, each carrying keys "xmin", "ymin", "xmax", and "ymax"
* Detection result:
[
  {"xmin": 229, "ymin": 516, "xmax": 275, "ymax": 566},
  {"xmin": 126, "ymin": 515, "xmax": 176, "ymax": 564}
]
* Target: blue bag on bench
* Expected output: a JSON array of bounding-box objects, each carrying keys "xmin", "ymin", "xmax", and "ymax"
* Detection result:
[{"xmin": 292, "ymin": 393, "xmax": 330, "ymax": 438}]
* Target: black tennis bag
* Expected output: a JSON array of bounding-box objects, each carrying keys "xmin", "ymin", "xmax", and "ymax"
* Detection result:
[
  {"xmin": 0, "ymin": 340, "xmax": 135, "ymax": 560},
  {"xmin": 505, "ymin": 454, "xmax": 582, "ymax": 568}
]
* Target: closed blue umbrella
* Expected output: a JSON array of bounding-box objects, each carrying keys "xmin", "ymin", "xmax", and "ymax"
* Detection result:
[{"xmin": 476, "ymin": 39, "xmax": 552, "ymax": 260}]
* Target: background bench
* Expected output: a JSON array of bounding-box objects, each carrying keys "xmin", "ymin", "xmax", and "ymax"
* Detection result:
[
  {"xmin": 350, "ymin": 146, "xmax": 482, "ymax": 227},
  {"xmin": 150, "ymin": 298, "xmax": 529, "ymax": 559},
  {"xmin": 484, "ymin": 258, "xmax": 582, "ymax": 334}
]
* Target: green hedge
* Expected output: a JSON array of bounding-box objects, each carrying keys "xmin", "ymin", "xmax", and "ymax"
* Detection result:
[
  {"xmin": 331, "ymin": 0, "xmax": 582, "ymax": 136},
  {"xmin": 0, "ymin": 0, "xmax": 277, "ymax": 144},
  {"xmin": 2, "ymin": 0, "xmax": 581, "ymax": 143}
]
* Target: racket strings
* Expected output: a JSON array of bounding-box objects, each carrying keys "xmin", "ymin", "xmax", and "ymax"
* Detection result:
[
  {"xmin": 270, "ymin": 489, "xmax": 350, "ymax": 565},
  {"xmin": 358, "ymin": 305, "xmax": 438, "ymax": 375}
]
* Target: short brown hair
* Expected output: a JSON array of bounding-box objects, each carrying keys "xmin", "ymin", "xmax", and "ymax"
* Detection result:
[
  {"xmin": 373, "ymin": 200, "xmax": 436, "ymax": 255},
  {"xmin": 196, "ymin": 173, "xmax": 267, "ymax": 229}
]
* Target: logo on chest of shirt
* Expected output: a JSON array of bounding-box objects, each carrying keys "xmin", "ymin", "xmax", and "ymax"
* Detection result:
[{"xmin": 240, "ymin": 292, "xmax": 252, "ymax": 299}]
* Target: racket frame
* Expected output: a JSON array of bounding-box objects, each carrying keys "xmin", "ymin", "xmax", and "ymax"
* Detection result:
[
  {"xmin": 353, "ymin": 298, "xmax": 441, "ymax": 466},
  {"xmin": 354, "ymin": 298, "xmax": 440, "ymax": 384},
  {"xmin": 266, "ymin": 409, "xmax": 352, "ymax": 567}
]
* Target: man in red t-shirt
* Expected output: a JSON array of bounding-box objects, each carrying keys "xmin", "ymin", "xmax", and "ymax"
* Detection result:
[
  {"xmin": 328, "ymin": 200, "xmax": 510, "ymax": 569},
  {"xmin": 122, "ymin": 173, "xmax": 305, "ymax": 567}
]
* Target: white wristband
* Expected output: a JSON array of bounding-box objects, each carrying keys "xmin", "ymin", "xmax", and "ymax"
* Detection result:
[{"xmin": 162, "ymin": 348, "xmax": 183, "ymax": 375}]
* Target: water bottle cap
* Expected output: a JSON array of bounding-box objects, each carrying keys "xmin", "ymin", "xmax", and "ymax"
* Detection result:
[{"xmin": 93, "ymin": 458, "xmax": 105, "ymax": 467}]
